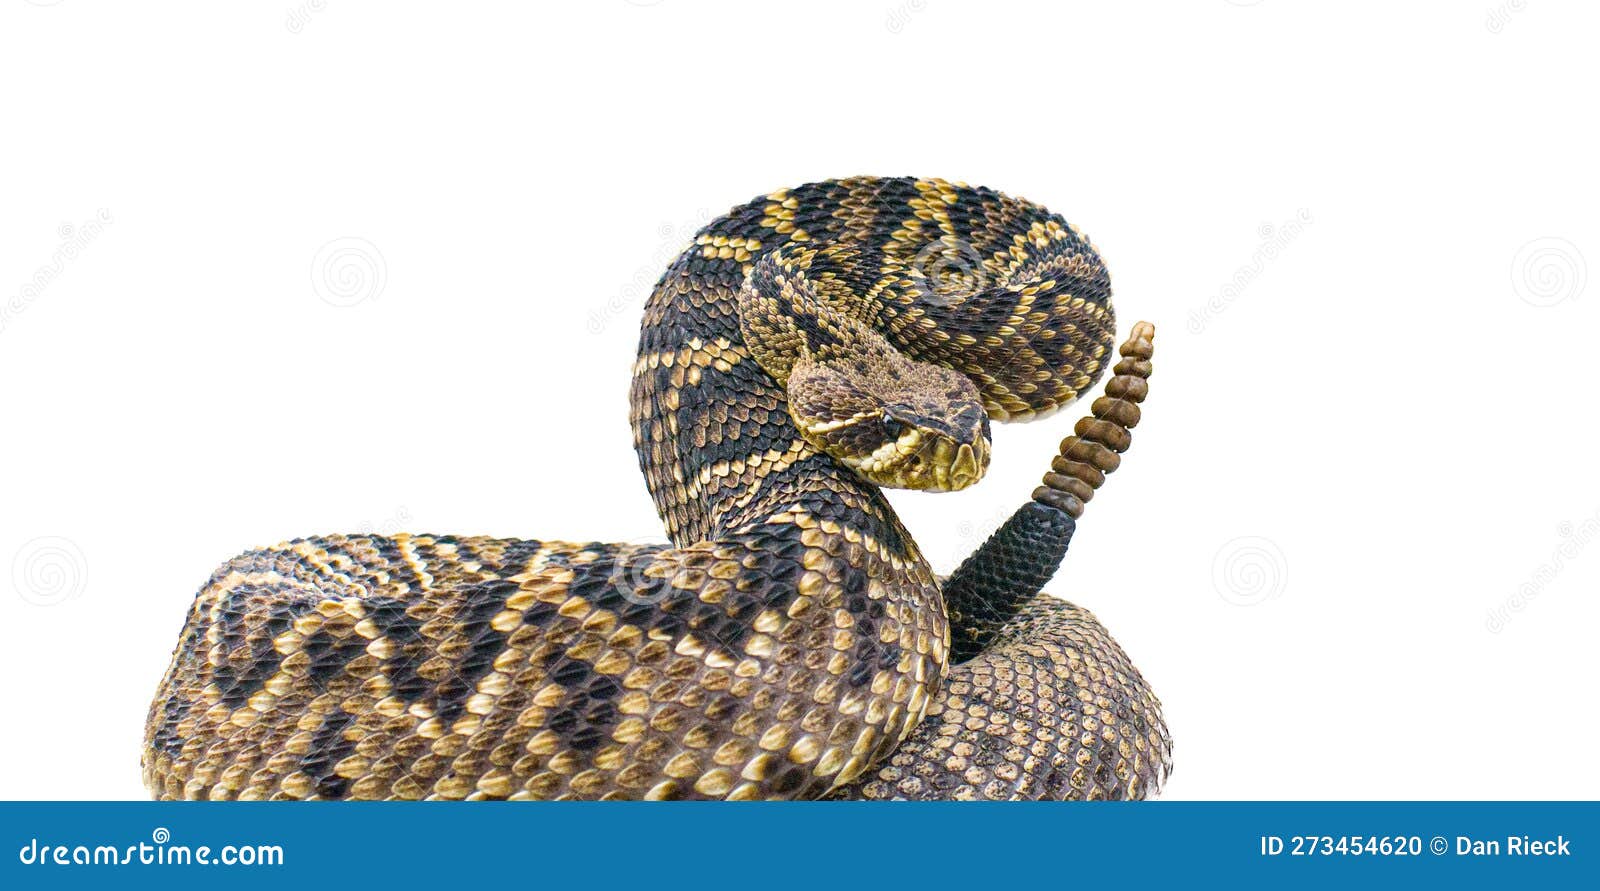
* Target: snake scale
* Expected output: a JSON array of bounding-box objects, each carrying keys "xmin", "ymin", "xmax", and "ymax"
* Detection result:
[{"xmin": 143, "ymin": 177, "xmax": 1171, "ymax": 801}]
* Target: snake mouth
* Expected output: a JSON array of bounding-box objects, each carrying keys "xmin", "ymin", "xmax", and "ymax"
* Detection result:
[{"xmin": 847, "ymin": 427, "xmax": 991, "ymax": 492}]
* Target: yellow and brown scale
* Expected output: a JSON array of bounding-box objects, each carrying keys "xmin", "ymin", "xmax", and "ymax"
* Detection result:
[{"xmin": 143, "ymin": 177, "xmax": 1163, "ymax": 800}]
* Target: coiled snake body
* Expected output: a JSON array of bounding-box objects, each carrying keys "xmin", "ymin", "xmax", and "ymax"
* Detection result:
[{"xmin": 144, "ymin": 177, "xmax": 1170, "ymax": 800}]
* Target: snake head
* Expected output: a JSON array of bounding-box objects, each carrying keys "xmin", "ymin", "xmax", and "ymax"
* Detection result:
[{"xmin": 787, "ymin": 354, "xmax": 992, "ymax": 492}]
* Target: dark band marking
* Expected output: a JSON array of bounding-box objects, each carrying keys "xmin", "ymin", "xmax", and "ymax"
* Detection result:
[
  {"xmin": 303, "ymin": 626, "xmax": 368, "ymax": 687},
  {"xmin": 216, "ymin": 597, "xmax": 306, "ymax": 709},
  {"xmin": 366, "ymin": 595, "xmax": 430, "ymax": 703},
  {"xmin": 304, "ymin": 712, "xmax": 359, "ymax": 799},
  {"xmin": 433, "ymin": 579, "xmax": 515, "ymax": 724}
]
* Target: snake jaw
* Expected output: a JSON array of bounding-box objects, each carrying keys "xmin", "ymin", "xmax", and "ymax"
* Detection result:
[
  {"xmin": 926, "ymin": 435, "xmax": 990, "ymax": 493},
  {"xmin": 949, "ymin": 440, "xmax": 985, "ymax": 490},
  {"xmin": 838, "ymin": 424, "xmax": 991, "ymax": 492}
]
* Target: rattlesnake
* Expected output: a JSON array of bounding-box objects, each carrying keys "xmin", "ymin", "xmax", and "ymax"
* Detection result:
[{"xmin": 143, "ymin": 177, "xmax": 1169, "ymax": 800}]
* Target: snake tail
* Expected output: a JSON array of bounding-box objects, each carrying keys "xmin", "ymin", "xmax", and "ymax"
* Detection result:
[
  {"xmin": 942, "ymin": 321, "xmax": 1155, "ymax": 663},
  {"xmin": 1032, "ymin": 319, "xmax": 1155, "ymax": 518}
]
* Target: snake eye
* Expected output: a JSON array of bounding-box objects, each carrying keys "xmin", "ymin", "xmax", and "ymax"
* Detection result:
[{"xmin": 882, "ymin": 417, "xmax": 905, "ymax": 440}]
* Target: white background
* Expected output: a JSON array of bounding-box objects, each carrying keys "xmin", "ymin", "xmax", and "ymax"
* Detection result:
[{"xmin": 3, "ymin": 2, "xmax": 1596, "ymax": 801}]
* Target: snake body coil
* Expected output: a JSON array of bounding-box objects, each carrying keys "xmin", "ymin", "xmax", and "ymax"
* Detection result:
[{"xmin": 143, "ymin": 177, "xmax": 1168, "ymax": 800}]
